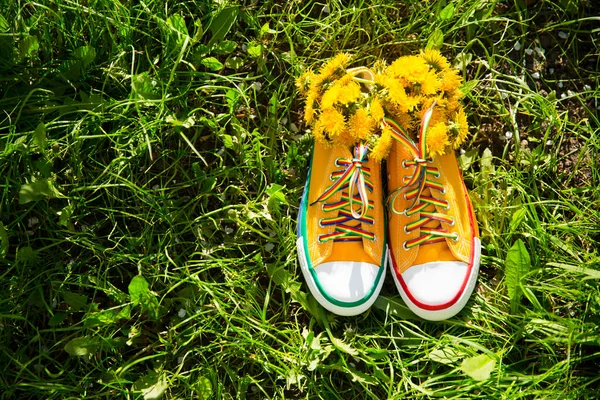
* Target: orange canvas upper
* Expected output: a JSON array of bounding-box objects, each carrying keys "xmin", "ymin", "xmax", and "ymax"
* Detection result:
[
  {"xmin": 387, "ymin": 139, "xmax": 479, "ymax": 274},
  {"xmin": 305, "ymin": 141, "xmax": 386, "ymax": 267}
]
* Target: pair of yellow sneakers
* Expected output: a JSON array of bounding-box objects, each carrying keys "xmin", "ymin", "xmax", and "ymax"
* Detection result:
[{"xmin": 296, "ymin": 106, "xmax": 480, "ymax": 320}]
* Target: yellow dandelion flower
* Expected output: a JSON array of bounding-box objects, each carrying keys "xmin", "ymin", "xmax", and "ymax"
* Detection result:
[
  {"xmin": 404, "ymin": 94, "xmax": 422, "ymax": 112},
  {"xmin": 445, "ymin": 89, "xmax": 464, "ymax": 114},
  {"xmin": 348, "ymin": 107, "xmax": 375, "ymax": 140},
  {"xmin": 385, "ymin": 103, "xmax": 414, "ymax": 134},
  {"xmin": 451, "ymin": 107, "xmax": 469, "ymax": 149},
  {"xmin": 337, "ymin": 128, "xmax": 358, "ymax": 147},
  {"xmin": 321, "ymin": 85, "xmax": 340, "ymax": 110},
  {"xmin": 389, "ymin": 55, "xmax": 430, "ymax": 84},
  {"xmin": 319, "ymin": 108, "xmax": 346, "ymax": 138},
  {"xmin": 426, "ymin": 122, "xmax": 450, "ymax": 157},
  {"xmin": 338, "ymin": 72, "xmax": 356, "ymax": 86},
  {"xmin": 370, "ymin": 125, "xmax": 393, "ymax": 162},
  {"xmin": 312, "ymin": 120, "xmax": 328, "ymax": 145},
  {"xmin": 304, "ymin": 90, "xmax": 319, "ymax": 124},
  {"xmin": 440, "ymin": 69, "xmax": 462, "ymax": 92},
  {"xmin": 369, "ymin": 96, "xmax": 385, "ymax": 122},
  {"xmin": 319, "ymin": 53, "xmax": 352, "ymax": 81},
  {"xmin": 383, "ymin": 78, "xmax": 410, "ymax": 113},
  {"xmin": 420, "ymin": 70, "xmax": 441, "ymax": 96},
  {"xmin": 296, "ymin": 69, "xmax": 315, "ymax": 94},
  {"xmin": 304, "ymin": 102, "xmax": 315, "ymax": 124},
  {"xmin": 337, "ymin": 81, "xmax": 362, "ymax": 105},
  {"xmin": 420, "ymin": 49, "xmax": 450, "ymax": 72}
]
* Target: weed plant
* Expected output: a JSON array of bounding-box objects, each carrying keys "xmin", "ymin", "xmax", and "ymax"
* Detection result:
[{"xmin": 1, "ymin": 0, "xmax": 599, "ymax": 399}]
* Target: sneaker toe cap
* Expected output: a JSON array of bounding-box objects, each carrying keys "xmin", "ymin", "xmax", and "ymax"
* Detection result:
[
  {"xmin": 314, "ymin": 261, "xmax": 381, "ymax": 305},
  {"xmin": 401, "ymin": 261, "xmax": 470, "ymax": 307}
]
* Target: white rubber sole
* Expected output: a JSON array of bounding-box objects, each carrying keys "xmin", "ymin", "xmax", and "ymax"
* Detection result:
[
  {"xmin": 390, "ymin": 237, "xmax": 481, "ymax": 321},
  {"xmin": 297, "ymin": 237, "xmax": 388, "ymax": 316}
]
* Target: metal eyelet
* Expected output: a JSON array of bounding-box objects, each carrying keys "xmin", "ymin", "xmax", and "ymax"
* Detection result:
[
  {"xmin": 448, "ymin": 218, "xmax": 455, "ymax": 227},
  {"xmin": 403, "ymin": 193, "xmax": 408, "ymax": 200},
  {"xmin": 402, "ymin": 241, "xmax": 409, "ymax": 251},
  {"xmin": 321, "ymin": 203, "xmax": 326, "ymax": 212},
  {"xmin": 440, "ymin": 188, "xmax": 446, "ymax": 195},
  {"xmin": 452, "ymin": 234, "xmax": 459, "ymax": 242},
  {"xmin": 403, "ymin": 225, "xmax": 410, "ymax": 234},
  {"xmin": 401, "ymin": 160, "xmax": 408, "ymax": 168},
  {"xmin": 444, "ymin": 203, "xmax": 451, "ymax": 210},
  {"xmin": 372, "ymin": 234, "xmax": 377, "ymax": 242},
  {"xmin": 329, "ymin": 173, "xmax": 335, "ymax": 181},
  {"xmin": 427, "ymin": 157, "xmax": 434, "ymax": 163},
  {"xmin": 318, "ymin": 218, "xmax": 325, "ymax": 228},
  {"xmin": 435, "ymin": 172, "xmax": 441, "ymax": 178},
  {"xmin": 334, "ymin": 158, "xmax": 343, "ymax": 167}
]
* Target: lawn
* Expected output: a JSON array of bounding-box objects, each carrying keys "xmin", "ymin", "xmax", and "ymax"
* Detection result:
[{"xmin": 1, "ymin": 0, "xmax": 599, "ymax": 398}]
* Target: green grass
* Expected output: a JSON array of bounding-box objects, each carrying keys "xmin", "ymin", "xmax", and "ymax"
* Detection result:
[{"xmin": 1, "ymin": 0, "xmax": 599, "ymax": 398}]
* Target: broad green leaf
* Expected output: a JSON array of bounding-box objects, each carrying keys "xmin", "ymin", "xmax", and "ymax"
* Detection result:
[
  {"xmin": 32, "ymin": 122, "xmax": 47, "ymax": 151},
  {"xmin": 0, "ymin": 15, "xmax": 8, "ymax": 32},
  {"xmin": 331, "ymin": 337, "xmax": 358, "ymax": 356},
  {"xmin": 18, "ymin": 35, "xmax": 39, "ymax": 59},
  {"xmin": 48, "ymin": 312, "xmax": 67, "ymax": 327},
  {"xmin": 165, "ymin": 14, "xmax": 188, "ymax": 52},
  {"xmin": 192, "ymin": 19, "xmax": 203, "ymax": 43},
  {"xmin": 439, "ymin": 3, "xmax": 455, "ymax": 21},
  {"xmin": 348, "ymin": 368, "xmax": 379, "ymax": 385},
  {"xmin": 193, "ymin": 376, "xmax": 213, "ymax": 399},
  {"xmin": 222, "ymin": 134, "xmax": 234, "ymax": 149},
  {"xmin": 132, "ymin": 72, "xmax": 160, "ymax": 101},
  {"xmin": 429, "ymin": 346, "xmax": 465, "ymax": 365},
  {"xmin": 133, "ymin": 370, "xmax": 168, "ymax": 400},
  {"xmin": 0, "ymin": 222, "xmax": 8, "ymax": 260},
  {"xmin": 225, "ymin": 56, "xmax": 244, "ymax": 70},
  {"xmin": 64, "ymin": 337, "xmax": 99, "ymax": 356},
  {"xmin": 509, "ymin": 208, "xmax": 527, "ymax": 233},
  {"xmin": 73, "ymin": 45, "xmax": 96, "ymax": 68},
  {"xmin": 212, "ymin": 40, "xmax": 237, "ymax": 55},
  {"xmin": 260, "ymin": 22, "xmax": 276, "ymax": 36},
  {"xmin": 225, "ymin": 89, "xmax": 239, "ymax": 112},
  {"xmin": 62, "ymin": 291, "xmax": 88, "ymax": 312},
  {"xmin": 166, "ymin": 14, "xmax": 188, "ymax": 37},
  {"xmin": 460, "ymin": 79, "xmax": 478, "ymax": 95},
  {"xmin": 58, "ymin": 204, "xmax": 74, "ymax": 227},
  {"xmin": 458, "ymin": 149, "xmax": 478, "ymax": 171},
  {"xmin": 19, "ymin": 179, "xmax": 62, "ymax": 203},
  {"xmin": 461, "ymin": 353, "xmax": 496, "ymax": 381},
  {"xmin": 247, "ymin": 43, "xmax": 263, "ymax": 58},
  {"xmin": 505, "ymin": 239, "xmax": 531, "ymax": 314},
  {"xmin": 128, "ymin": 275, "xmax": 160, "ymax": 319},
  {"xmin": 207, "ymin": 6, "xmax": 239, "ymax": 47},
  {"xmin": 84, "ymin": 305, "xmax": 131, "ymax": 328},
  {"xmin": 454, "ymin": 52, "xmax": 473, "ymax": 70},
  {"xmin": 480, "ymin": 148, "xmax": 495, "ymax": 178},
  {"xmin": 129, "ymin": 275, "xmax": 150, "ymax": 305},
  {"xmin": 426, "ymin": 29, "xmax": 444, "ymax": 49},
  {"xmin": 266, "ymin": 184, "xmax": 287, "ymax": 214},
  {"xmin": 200, "ymin": 56, "xmax": 223, "ymax": 71}
]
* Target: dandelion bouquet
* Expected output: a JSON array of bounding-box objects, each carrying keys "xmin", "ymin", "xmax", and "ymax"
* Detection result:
[{"xmin": 296, "ymin": 50, "xmax": 470, "ymax": 160}]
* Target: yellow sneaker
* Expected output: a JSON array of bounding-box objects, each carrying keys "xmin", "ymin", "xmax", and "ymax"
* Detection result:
[
  {"xmin": 297, "ymin": 141, "xmax": 388, "ymax": 316},
  {"xmin": 385, "ymin": 106, "xmax": 480, "ymax": 321}
]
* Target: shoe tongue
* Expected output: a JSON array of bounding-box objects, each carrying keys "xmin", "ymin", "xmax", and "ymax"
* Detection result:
[{"xmin": 412, "ymin": 187, "xmax": 456, "ymax": 265}]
